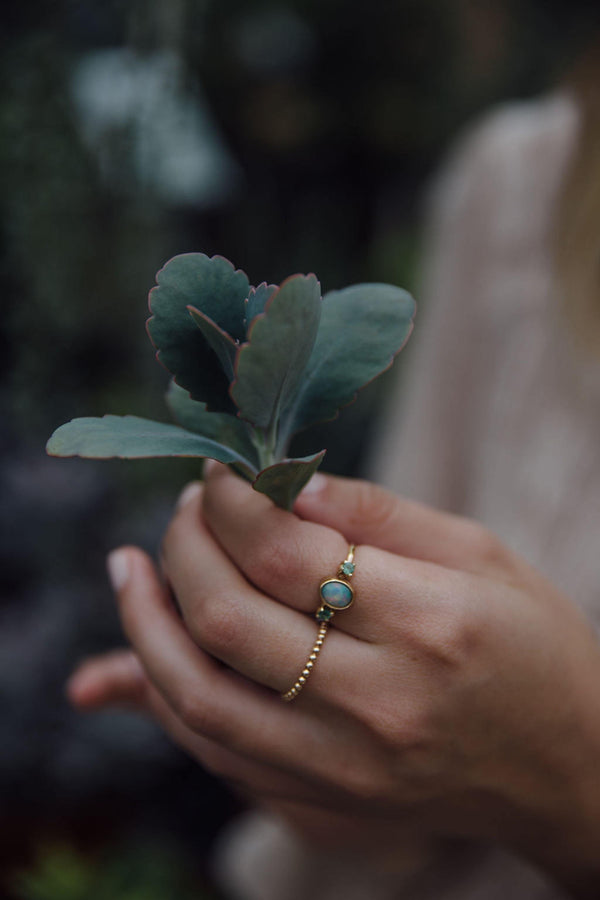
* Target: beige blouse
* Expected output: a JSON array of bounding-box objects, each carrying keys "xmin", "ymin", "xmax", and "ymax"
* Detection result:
[{"xmin": 214, "ymin": 92, "xmax": 600, "ymax": 900}]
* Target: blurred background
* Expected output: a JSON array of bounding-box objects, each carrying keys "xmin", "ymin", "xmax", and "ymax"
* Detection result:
[{"xmin": 0, "ymin": 1, "xmax": 592, "ymax": 897}]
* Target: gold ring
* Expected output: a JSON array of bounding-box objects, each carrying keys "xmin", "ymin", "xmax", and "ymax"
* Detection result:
[{"xmin": 281, "ymin": 544, "xmax": 356, "ymax": 702}]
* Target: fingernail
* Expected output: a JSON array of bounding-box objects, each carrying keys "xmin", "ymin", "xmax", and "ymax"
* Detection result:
[
  {"xmin": 300, "ymin": 473, "xmax": 327, "ymax": 496},
  {"xmin": 107, "ymin": 549, "xmax": 130, "ymax": 592},
  {"xmin": 176, "ymin": 481, "xmax": 202, "ymax": 510},
  {"xmin": 203, "ymin": 458, "xmax": 219, "ymax": 479}
]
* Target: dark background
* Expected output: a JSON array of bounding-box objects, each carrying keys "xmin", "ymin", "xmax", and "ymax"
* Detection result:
[{"xmin": 0, "ymin": 2, "xmax": 593, "ymax": 897}]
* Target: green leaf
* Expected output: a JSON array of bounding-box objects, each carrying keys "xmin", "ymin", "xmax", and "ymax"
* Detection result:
[
  {"xmin": 231, "ymin": 274, "xmax": 322, "ymax": 430},
  {"xmin": 166, "ymin": 381, "xmax": 259, "ymax": 468},
  {"xmin": 147, "ymin": 254, "xmax": 249, "ymax": 412},
  {"xmin": 278, "ymin": 283, "xmax": 415, "ymax": 446},
  {"xmin": 245, "ymin": 282, "xmax": 277, "ymax": 327},
  {"xmin": 188, "ymin": 306, "xmax": 237, "ymax": 380},
  {"xmin": 152, "ymin": 252, "xmax": 249, "ymax": 340},
  {"xmin": 252, "ymin": 450, "xmax": 326, "ymax": 510},
  {"xmin": 46, "ymin": 415, "xmax": 257, "ymax": 475}
]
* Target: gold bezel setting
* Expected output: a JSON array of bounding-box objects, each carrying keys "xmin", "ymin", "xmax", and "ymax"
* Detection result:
[{"xmin": 319, "ymin": 577, "xmax": 355, "ymax": 610}]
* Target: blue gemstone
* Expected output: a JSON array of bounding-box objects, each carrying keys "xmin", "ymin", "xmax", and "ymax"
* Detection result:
[{"xmin": 320, "ymin": 579, "xmax": 353, "ymax": 609}]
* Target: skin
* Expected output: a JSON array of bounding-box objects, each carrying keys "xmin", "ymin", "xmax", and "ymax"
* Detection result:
[{"xmin": 68, "ymin": 466, "xmax": 600, "ymax": 896}]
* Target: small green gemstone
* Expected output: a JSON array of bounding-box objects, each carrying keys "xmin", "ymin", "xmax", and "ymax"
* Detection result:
[
  {"xmin": 340, "ymin": 561, "xmax": 355, "ymax": 576},
  {"xmin": 316, "ymin": 607, "xmax": 334, "ymax": 622}
]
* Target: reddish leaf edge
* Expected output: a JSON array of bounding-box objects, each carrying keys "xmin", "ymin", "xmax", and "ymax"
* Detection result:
[{"xmin": 145, "ymin": 252, "xmax": 250, "ymax": 407}]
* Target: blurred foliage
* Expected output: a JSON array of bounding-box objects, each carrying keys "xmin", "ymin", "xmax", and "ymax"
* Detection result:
[
  {"xmin": 1, "ymin": 0, "xmax": 594, "ymax": 469},
  {"xmin": 12, "ymin": 842, "xmax": 219, "ymax": 900}
]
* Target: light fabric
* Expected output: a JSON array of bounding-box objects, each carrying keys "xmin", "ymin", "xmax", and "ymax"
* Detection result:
[{"xmin": 215, "ymin": 93, "xmax": 598, "ymax": 900}]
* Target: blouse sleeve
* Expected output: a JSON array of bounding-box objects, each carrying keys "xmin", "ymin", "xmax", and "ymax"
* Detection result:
[{"xmin": 368, "ymin": 117, "xmax": 502, "ymax": 513}]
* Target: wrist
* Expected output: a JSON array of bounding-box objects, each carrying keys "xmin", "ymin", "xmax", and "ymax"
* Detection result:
[{"xmin": 511, "ymin": 726, "xmax": 600, "ymax": 896}]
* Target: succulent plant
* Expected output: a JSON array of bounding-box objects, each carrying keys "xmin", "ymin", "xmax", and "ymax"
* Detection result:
[{"xmin": 47, "ymin": 253, "xmax": 415, "ymax": 509}]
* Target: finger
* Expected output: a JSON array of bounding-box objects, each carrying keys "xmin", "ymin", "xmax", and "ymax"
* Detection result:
[
  {"xmin": 106, "ymin": 548, "xmax": 435, "ymax": 803},
  {"xmin": 295, "ymin": 473, "xmax": 518, "ymax": 578},
  {"xmin": 67, "ymin": 649, "xmax": 147, "ymax": 711},
  {"xmin": 68, "ymin": 647, "xmax": 322, "ymax": 806},
  {"xmin": 142, "ymin": 678, "xmax": 335, "ymax": 807},
  {"xmin": 164, "ymin": 487, "xmax": 371, "ymax": 683},
  {"xmin": 106, "ymin": 545, "xmax": 343, "ymax": 773},
  {"xmin": 200, "ymin": 466, "xmax": 470, "ymax": 641},
  {"xmin": 201, "ymin": 465, "xmax": 380, "ymax": 635}
]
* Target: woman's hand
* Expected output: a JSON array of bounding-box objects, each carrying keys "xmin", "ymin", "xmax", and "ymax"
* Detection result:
[{"xmin": 69, "ymin": 468, "xmax": 600, "ymax": 895}]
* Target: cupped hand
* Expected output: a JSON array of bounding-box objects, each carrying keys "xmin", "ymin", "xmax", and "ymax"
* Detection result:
[{"xmin": 69, "ymin": 468, "xmax": 600, "ymax": 893}]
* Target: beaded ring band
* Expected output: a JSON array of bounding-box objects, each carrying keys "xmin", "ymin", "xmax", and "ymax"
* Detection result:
[{"xmin": 281, "ymin": 544, "xmax": 356, "ymax": 702}]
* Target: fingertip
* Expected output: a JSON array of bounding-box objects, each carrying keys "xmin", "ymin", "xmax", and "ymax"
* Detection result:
[
  {"xmin": 293, "ymin": 472, "xmax": 331, "ymax": 516},
  {"xmin": 107, "ymin": 547, "xmax": 131, "ymax": 592},
  {"xmin": 203, "ymin": 459, "xmax": 227, "ymax": 480},
  {"xmin": 66, "ymin": 652, "xmax": 147, "ymax": 710},
  {"xmin": 297, "ymin": 472, "xmax": 328, "ymax": 498},
  {"xmin": 107, "ymin": 546, "xmax": 162, "ymax": 597},
  {"xmin": 66, "ymin": 665, "xmax": 102, "ymax": 708},
  {"xmin": 202, "ymin": 459, "xmax": 261, "ymax": 513},
  {"xmin": 176, "ymin": 480, "xmax": 202, "ymax": 510}
]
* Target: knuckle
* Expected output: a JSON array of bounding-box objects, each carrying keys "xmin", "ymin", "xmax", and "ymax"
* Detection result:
[
  {"xmin": 348, "ymin": 482, "xmax": 398, "ymax": 537},
  {"xmin": 337, "ymin": 703, "xmax": 442, "ymax": 807},
  {"xmin": 245, "ymin": 536, "xmax": 302, "ymax": 593},
  {"xmin": 198, "ymin": 743, "xmax": 233, "ymax": 779},
  {"xmin": 337, "ymin": 681, "xmax": 430, "ymax": 758},
  {"xmin": 461, "ymin": 521, "xmax": 507, "ymax": 569},
  {"xmin": 192, "ymin": 595, "xmax": 249, "ymax": 657},
  {"xmin": 343, "ymin": 766, "xmax": 388, "ymax": 805},
  {"xmin": 421, "ymin": 596, "xmax": 481, "ymax": 669},
  {"xmin": 326, "ymin": 749, "xmax": 396, "ymax": 807},
  {"xmin": 309, "ymin": 742, "xmax": 385, "ymax": 803},
  {"xmin": 362, "ymin": 700, "xmax": 429, "ymax": 756},
  {"xmin": 175, "ymin": 692, "xmax": 229, "ymax": 743},
  {"xmin": 173, "ymin": 693, "xmax": 206, "ymax": 733}
]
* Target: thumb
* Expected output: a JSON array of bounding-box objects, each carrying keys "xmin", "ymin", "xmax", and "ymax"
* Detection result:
[{"xmin": 294, "ymin": 473, "xmax": 489, "ymax": 571}]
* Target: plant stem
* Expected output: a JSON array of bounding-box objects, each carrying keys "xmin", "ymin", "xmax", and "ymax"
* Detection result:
[{"xmin": 251, "ymin": 420, "xmax": 279, "ymax": 470}]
